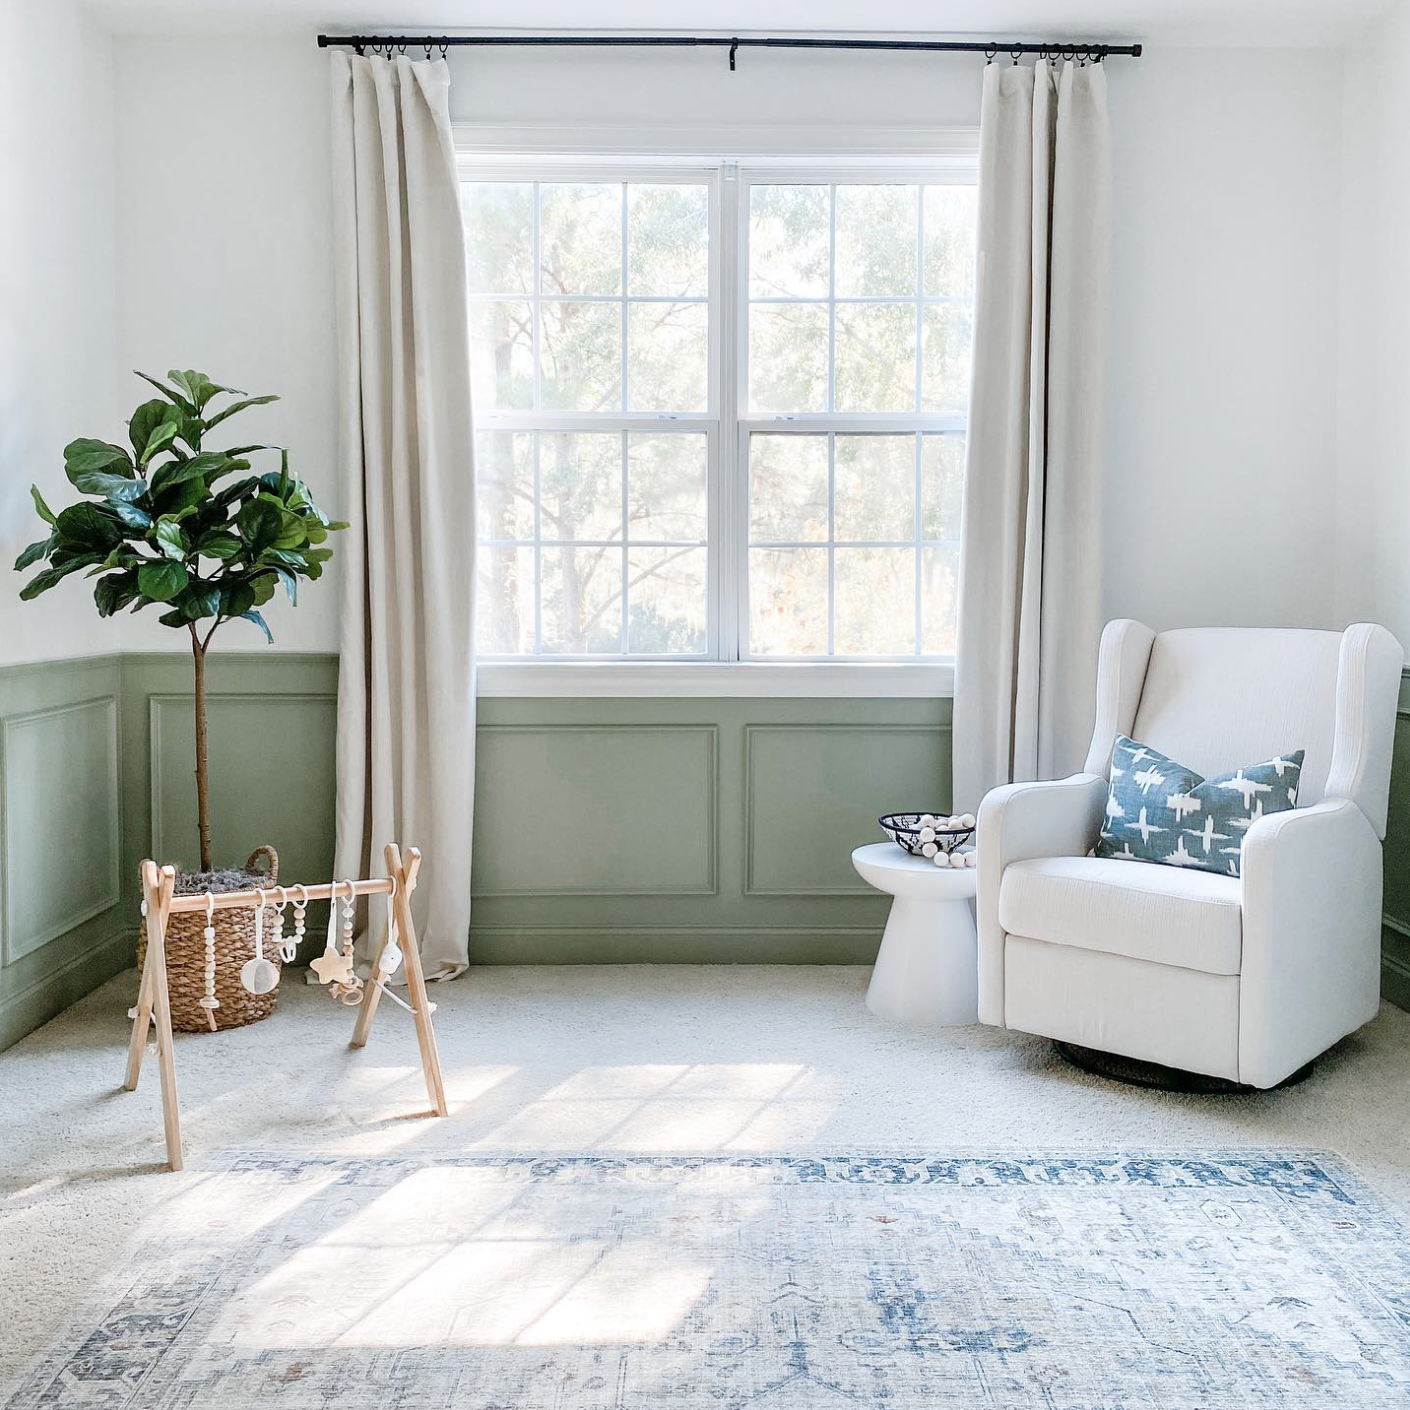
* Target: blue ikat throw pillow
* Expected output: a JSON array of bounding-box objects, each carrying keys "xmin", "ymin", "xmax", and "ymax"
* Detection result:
[{"xmin": 1094, "ymin": 734, "xmax": 1304, "ymax": 877}]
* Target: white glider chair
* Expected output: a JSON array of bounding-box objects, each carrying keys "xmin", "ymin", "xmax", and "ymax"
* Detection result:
[{"xmin": 976, "ymin": 620, "xmax": 1403, "ymax": 1089}]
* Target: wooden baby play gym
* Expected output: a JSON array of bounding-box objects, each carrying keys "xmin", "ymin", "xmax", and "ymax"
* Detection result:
[{"xmin": 123, "ymin": 842, "xmax": 447, "ymax": 1171}]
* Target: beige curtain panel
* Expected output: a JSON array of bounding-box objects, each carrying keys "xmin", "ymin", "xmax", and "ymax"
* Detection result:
[
  {"xmin": 952, "ymin": 59, "xmax": 1111, "ymax": 811},
  {"xmin": 330, "ymin": 53, "xmax": 476, "ymax": 980}
]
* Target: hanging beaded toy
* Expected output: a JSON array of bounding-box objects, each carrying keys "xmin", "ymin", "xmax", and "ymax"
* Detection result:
[{"xmin": 197, "ymin": 892, "xmax": 220, "ymax": 1031}]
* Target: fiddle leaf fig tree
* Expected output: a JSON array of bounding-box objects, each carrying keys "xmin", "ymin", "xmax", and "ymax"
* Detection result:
[{"xmin": 15, "ymin": 370, "xmax": 346, "ymax": 872}]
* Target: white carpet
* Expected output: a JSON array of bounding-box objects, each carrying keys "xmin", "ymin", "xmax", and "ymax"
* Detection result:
[{"xmin": 3, "ymin": 964, "xmax": 1409, "ymax": 1401}]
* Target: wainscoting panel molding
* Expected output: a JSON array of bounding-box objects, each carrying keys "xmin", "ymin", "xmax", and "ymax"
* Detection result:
[
  {"xmin": 148, "ymin": 692, "xmax": 338, "ymax": 882},
  {"xmin": 0, "ymin": 656, "xmax": 128, "ymax": 1050},
  {"xmin": 474, "ymin": 724, "xmax": 718, "ymax": 897},
  {"xmin": 1380, "ymin": 671, "xmax": 1410, "ymax": 1011},
  {"xmin": 745, "ymin": 723, "xmax": 952, "ymax": 896},
  {"xmin": 1, "ymin": 696, "xmax": 120, "ymax": 964}
]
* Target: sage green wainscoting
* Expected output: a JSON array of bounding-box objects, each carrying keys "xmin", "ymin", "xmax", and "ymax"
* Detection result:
[
  {"xmin": 125, "ymin": 657, "xmax": 948, "ymax": 964},
  {"xmin": 0, "ymin": 655, "xmax": 127, "ymax": 1049},
  {"xmin": 1381, "ymin": 670, "xmax": 1410, "ymax": 1009},
  {"xmin": 5, "ymin": 652, "xmax": 1410, "ymax": 1050},
  {"xmin": 120, "ymin": 652, "xmax": 339, "ymax": 891},
  {"xmin": 470, "ymin": 699, "xmax": 949, "ymax": 962}
]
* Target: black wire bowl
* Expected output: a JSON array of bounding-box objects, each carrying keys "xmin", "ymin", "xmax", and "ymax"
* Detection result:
[{"xmin": 879, "ymin": 812, "xmax": 975, "ymax": 858}]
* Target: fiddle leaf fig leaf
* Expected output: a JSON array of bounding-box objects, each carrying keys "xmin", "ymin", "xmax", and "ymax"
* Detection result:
[
  {"xmin": 135, "ymin": 370, "xmax": 195, "ymax": 412},
  {"xmin": 204, "ymin": 394, "xmax": 279, "ymax": 430},
  {"xmin": 65, "ymin": 439, "xmax": 133, "ymax": 484},
  {"xmin": 55, "ymin": 503, "xmax": 122, "ymax": 552},
  {"xmin": 168, "ymin": 369, "xmax": 237, "ymax": 410},
  {"xmin": 240, "ymin": 610, "xmax": 273, "ymax": 643},
  {"xmin": 148, "ymin": 452, "xmax": 219, "ymax": 497},
  {"xmin": 128, "ymin": 399, "xmax": 179, "ymax": 458},
  {"xmin": 110, "ymin": 501, "xmax": 153, "ymax": 531},
  {"xmin": 69, "ymin": 469, "xmax": 148, "ymax": 501},
  {"xmin": 219, "ymin": 579, "xmax": 258, "ymax": 618},
  {"xmin": 139, "ymin": 418, "xmax": 181, "ymax": 466},
  {"xmin": 136, "ymin": 560, "xmax": 188, "ymax": 602},
  {"xmin": 30, "ymin": 486, "xmax": 57, "ymax": 526},
  {"xmin": 150, "ymin": 474, "xmax": 208, "ymax": 517},
  {"xmin": 14, "ymin": 536, "xmax": 55, "ymax": 572},
  {"xmin": 94, "ymin": 570, "xmax": 140, "ymax": 618},
  {"xmin": 20, "ymin": 554, "xmax": 101, "ymax": 600},
  {"xmin": 236, "ymin": 497, "xmax": 283, "ymax": 551},
  {"xmin": 196, "ymin": 532, "xmax": 241, "ymax": 560},
  {"xmin": 152, "ymin": 516, "xmax": 187, "ymax": 560},
  {"xmin": 176, "ymin": 583, "xmax": 221, "ymax": 620}
]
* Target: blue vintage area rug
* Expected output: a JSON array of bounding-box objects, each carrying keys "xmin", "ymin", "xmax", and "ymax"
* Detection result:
[{"xmin": 10, "ymin": 1152, "xmax": 1410, "ymax": 1409}]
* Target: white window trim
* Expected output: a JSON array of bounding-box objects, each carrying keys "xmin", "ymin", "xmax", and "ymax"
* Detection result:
[
  {"xmin": 477, "ymin": 659, "xmax": 953, "ymax": 698},
  {"xmin": 458, "ymin": 132, "xmax": 978, "ymax": 698}
]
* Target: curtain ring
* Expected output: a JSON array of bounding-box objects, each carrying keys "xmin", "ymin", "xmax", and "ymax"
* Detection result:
[
  {"xmin": 1010, "ymin": 46, "xmax": 1022, "ymax": 64},
  {"xmin": 423, "ymin": 43, "xmax": 432, "ymax": 61},
  {"xmin": 439, "ymin": 42, "xmax": 449, "ymax": 59},
  {"xmin": 984, "ymin": 43, "xmax": 997, "ymax": 64},
  {"xmin": 353, "ymin": 42, "xmax": 365, "ymax": 57}
]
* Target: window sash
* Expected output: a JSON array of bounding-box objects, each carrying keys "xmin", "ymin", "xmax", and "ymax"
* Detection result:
[{"xmin": 462, "ymin": 154, "xmax": 976, "ymax": 665}]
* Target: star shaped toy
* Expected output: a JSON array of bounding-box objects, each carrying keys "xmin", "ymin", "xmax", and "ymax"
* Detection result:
[{"xmin": 310, "ymin": 947, "xmax": 355, "ymax": 987}]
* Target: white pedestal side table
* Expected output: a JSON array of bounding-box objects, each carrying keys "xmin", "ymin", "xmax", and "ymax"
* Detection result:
[{"xmin": 851, "ymin": 842, "xmax": 979, "ymax": 1026}]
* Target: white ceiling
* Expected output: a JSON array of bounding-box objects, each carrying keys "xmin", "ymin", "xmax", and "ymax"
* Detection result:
[{"xmin": 77, "ymin": 0, "xmax": 1392, "ymax": 46}]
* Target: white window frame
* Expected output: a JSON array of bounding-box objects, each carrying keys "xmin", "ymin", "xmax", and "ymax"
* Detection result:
[{"xmin": 459, "ymin": 142, "xmax": 978, "ymax": 698}]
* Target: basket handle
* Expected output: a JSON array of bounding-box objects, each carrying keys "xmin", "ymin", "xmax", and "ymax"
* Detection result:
[{"xmin": 245, "ymin": 844, "xmax": 279, "ymax": 883}]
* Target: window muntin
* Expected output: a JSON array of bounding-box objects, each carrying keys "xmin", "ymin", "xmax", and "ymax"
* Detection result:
[{"xmin": 464, "ymin": 160, "xmax": 975, "ymax": 663}]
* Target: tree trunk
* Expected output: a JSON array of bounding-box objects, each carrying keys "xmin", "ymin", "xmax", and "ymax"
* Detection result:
[{"xmin": 190, "ymin": 628, "xmax": 213, "ymax": 871}]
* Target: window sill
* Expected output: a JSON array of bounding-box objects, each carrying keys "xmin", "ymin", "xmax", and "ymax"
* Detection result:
[{"xmin": 475, "ymin": 661, "xmax": 954, "ymax": 699}]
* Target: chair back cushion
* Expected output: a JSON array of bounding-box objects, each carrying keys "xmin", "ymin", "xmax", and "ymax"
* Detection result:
[{"xmin": 1129, "ymin": 628, "xmax": 1341, "ymax": 806}]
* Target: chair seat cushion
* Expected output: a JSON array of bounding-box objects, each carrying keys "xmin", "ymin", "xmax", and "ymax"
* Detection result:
[{"xmin": 998, "ymin": 855, "xmax": 1243, "ymax": 975}]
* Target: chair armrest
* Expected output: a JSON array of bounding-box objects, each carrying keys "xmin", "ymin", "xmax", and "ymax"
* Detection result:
[
  {"xmin": 1238, "ymin": 799, "xmax": 1383, "ymax": 1088},
  {"xmin": 974, "ymin": 773, "xmax": 1107, "ymax": 1026}
]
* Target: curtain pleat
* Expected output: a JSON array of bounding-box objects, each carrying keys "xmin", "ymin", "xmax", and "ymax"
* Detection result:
[
  {"xmin": 330, "ymin": 54, "xmax": 476, "ymax": 979},
  {"xmin": 952, "ymin": 59, "xmax": 1110, "ymax": 809}
]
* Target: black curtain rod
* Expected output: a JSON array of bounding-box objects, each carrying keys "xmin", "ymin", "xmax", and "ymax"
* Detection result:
[{"xmin": 315, "ymin": 34, "xmax": 1142, "ymax": 69}]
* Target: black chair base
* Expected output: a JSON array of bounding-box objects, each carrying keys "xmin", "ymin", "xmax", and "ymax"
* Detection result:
[{"xmin": 1054, "ymin": 1041, "xmax": 1314, "ymax": 1094}]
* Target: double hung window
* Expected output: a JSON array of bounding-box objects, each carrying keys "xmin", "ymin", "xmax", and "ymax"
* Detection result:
[{"xmin": 462, "ymin": 156, "xmax": 977, "ymax": 666}]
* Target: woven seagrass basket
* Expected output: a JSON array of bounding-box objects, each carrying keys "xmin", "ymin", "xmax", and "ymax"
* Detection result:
[{"xmin": 137, "ymin": 845, "xmax": 283, "ymax": 1033}]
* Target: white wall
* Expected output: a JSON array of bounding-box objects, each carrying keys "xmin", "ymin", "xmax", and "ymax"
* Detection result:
[
  {"xmin": 1103, "ymin": 47, "xmax": 1344, "ymax": 632},
  {"xmin": 0, "ymin": 0, "xmax": 117, "ymax": 665},
  {"xmin": 12, "ymin": 35, "xmax": 1371, "ymax": 660},
  {"xmin": 448, "ymin": 45, "xmax": 984, "ymax": 130},
  {"xmin": 112, "ymin": 38, "xmax": 340, "ymax": 653},
  {"xmin": 1335, "ymin": 0, "xmax": 1410, "ymax": 648}
]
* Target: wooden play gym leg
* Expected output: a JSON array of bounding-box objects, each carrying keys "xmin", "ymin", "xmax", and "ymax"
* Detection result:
[
  {"xmin": 349, "ymin": 915, "xmax": 391, "ymax": 1049},
  {"xmin": 381, "ymin": 843, "xmax": 448, "ymax": 1117},
  {"xmin": 123, "ymin": 861, "xmax": 183, "ymax": 1172}
]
